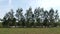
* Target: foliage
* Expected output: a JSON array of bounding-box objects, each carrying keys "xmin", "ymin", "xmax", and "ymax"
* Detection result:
[{"xmin": 1, "ymin": 7, "xmax": 59, "ymax": 28}]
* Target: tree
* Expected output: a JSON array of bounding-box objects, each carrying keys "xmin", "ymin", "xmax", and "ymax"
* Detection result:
[
  {"xmin": 49, "ymin": 8, "xmax": 55, "ymax": 27},
  {"xmin": 54, "ymin": 10, "xmax": 59, "ymax": 27},
  {"xmin": 12, "ymin": 18, "xmax": 16, "ymax": 27},
  {"xmin": 2, "ymin": 15, "xmax": 9, "ymax": 27},
  {"xmin": 2, "ymin": 9, "xmax": 15, "ymax": 27},
  {"xmin": 15, "ymin": 8, "xmax": 23, "ymax": 26},
  {"xmin": 25, "ymin": 7, "xmax": 34, "ymax": 27},
  {"xmin": 21, "ymin": 17, "xmax": 25, "ymax": 27},
  {"xmin": 34, "ymin": 8, "xmax": 40, "ymax": 26},
  {"xmin": 43, "ymin": 10, "xmax": 49, "ymax": 27},
  {"xmin": 8, "ymin": 9, "xmax": 15, "ymax": 26},
  {"xmin": 39, "ymin": 8, "xmax": 44, "ymax": 27},
  {"xmin": 2, "ymin": 7, "xmax": 59, "ymax": 28},
  {"xmin": 2, "ymin": 17, "xmax": 6, "ymax": 27},
  {"xmin": 34, "ymin": 7, "xmax": 44, "ymax": 27}
]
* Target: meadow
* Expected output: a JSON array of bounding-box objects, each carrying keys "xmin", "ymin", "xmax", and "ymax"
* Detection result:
[{"xmin": 0, "ymin": 28, "xmax": 60, "ymax": 34}]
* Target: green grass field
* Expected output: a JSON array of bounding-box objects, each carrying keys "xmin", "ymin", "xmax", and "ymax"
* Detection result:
[{"xmin": 0, "ymin": 28, "xmax": 60, "ymax": 34}]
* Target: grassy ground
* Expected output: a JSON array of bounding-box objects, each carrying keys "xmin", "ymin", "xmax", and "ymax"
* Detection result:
[{"xmin": 0, "ymin": 28, "xmax": 60, "ymax": 34}]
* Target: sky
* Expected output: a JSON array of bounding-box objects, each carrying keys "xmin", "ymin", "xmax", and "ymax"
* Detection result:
[{"xmin": 0, "ymin": 0, "xmax": 60, "ymax": 19}]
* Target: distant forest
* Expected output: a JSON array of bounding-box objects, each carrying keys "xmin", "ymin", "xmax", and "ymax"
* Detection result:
[{"xmin": 0, "ymin": 7, "xmax": 60, "ymax": 28}]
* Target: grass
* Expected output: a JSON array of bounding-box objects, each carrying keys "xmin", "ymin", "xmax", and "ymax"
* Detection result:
[{"xmin": 0, "ymin": 28, "xmax": 60, "ymax": 34}]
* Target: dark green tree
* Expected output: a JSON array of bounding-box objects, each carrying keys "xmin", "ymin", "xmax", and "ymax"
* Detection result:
[
  {"xmin": 2, "ymin": 15, "xmax": 9, "ymax": 27},
  {"xmin": 15, "ymin": 8, "xmax": 23, "ymax": 26},
  {"xmin": 25, "ymin": 7, "xmax": 34, "ymax": 27},
  {"xmin": 12, "ymin": 18, "xmax": 16, "ymax": 27},
  {"xmin": 34, "ymin": 8, "xmax": 40, "ymax": 26},
  {"xmin": 49, "ymin": 8, "xmax": 55, "ymax": 27},
  {"xmin": 43, "ymin": 10, "xmax": 49, "ymax": 27},
  {"xmin": 54, "ymin": 10, "xmax": 59, "ymax": 27}
]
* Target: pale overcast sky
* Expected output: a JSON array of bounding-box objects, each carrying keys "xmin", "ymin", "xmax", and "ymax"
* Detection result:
[{"xmin": 0, "ymin": 0, "xmax": 60, "ymax": 18}]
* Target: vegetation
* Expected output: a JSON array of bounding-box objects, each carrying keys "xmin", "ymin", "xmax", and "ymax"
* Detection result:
[
  {"xmin": 0, "ymin": 28, "xmax": 60, "ymax": 34},
  {"xmin": 0, "ymin": 7, "xmax": 59, "ymax": 28}
]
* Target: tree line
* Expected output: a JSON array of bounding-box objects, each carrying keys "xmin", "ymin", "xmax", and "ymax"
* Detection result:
[{"xmin": 1, "ymin": 7, "xmax": 59, "ymax": 28}]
